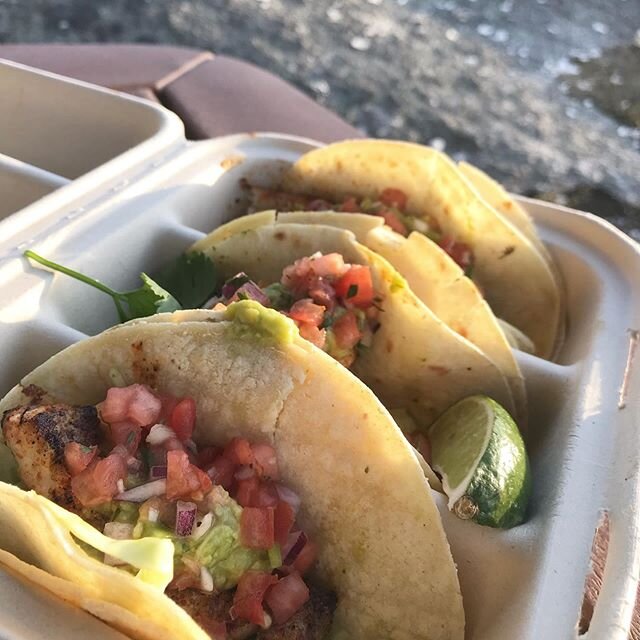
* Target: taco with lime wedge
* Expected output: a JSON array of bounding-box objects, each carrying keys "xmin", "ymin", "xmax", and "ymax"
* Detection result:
[
  {"xmin": 246, "ymin": 139, "xmax": 563, "ymax": 359},
  {"xmin": 222, "ymin": 209, "xmax": 527, "ymax": 422},
  {"xmin": 190, "ymin": 220, "xmax": 518, "ymax": 428},
  {"xmin": 0, "ymin": 305, "xmax": 464, "ymax": 640}
]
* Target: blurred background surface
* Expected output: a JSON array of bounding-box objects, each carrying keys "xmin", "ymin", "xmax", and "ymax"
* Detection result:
[{"xmin": 0, "ymin": 0, "xmax": 638, "ymax": 237}]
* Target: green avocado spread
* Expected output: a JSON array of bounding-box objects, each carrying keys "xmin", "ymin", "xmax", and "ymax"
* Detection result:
[
  {"xmin": 132, "ymin": 494, "xmax": 269, "ymax": 591},
  {"xmin": 224, "ymin": 299, "xmax": 296, "ymax": 345}
]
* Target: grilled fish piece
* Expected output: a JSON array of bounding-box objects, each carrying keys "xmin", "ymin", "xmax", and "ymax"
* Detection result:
[
  {"xmin": 169, "ymin": 583, "xmax": 336, "ymax": 640},
  {"xmin": 2, "ymin": 404, "xmax": 101, "ymax": 510},
  {"xmin": 257, "ymin": 585, "xmax": 336, "ymax": 640},
  {"xmin": 168, "ymin": 588, "xmax": 257, "ymax": 639}
]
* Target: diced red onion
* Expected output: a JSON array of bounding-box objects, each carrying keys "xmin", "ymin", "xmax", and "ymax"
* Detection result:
[
  {"xmin": 222, "ymin": 272, "xmax": 250, "ymax": 299},
  {"xmin": 115, "ymin": 479, "xmax": 167, "ymax": 502},
  {"xmin": 200, "ymin": 566, "xmax": 214, "ymax": 593},
  {"xmin": 150, "ymin": 465, "xmax": 168, "ymax": 479},
  {"xmin": 191, "ymin": 512, "xmax": 214, "ymax": 540},
  {"xmin": 275, "ymin": 484, "xmax": 301, "ymax": 514},
  {"xmin": 283, "ymin": 531, "xmax": 308, "ymax": 565},
  {"xmin": 232, "ymin": 282, "xmax": 271, "ymax": 306},
  {"xmin": 234, "ymin": 465, "xmax": 255, "ymax": 481},
  {"xmin": 176, "ymin": 501, "xmax": 198, "ymax": 537},
  {"xmin": 146, "ymin": 423, "xmax": 175, "ymax": 446}
]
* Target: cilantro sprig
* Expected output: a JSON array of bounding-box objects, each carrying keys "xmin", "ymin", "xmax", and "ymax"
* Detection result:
[
  {"xmin": 24, "ymin": 250, "xmax": 182, "ymax": 323},
  {"xmin": 154, "ymin": 252, "xmax": 220, "ymax": 309}
]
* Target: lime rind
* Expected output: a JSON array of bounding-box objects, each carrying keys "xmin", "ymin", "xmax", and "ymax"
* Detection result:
[
  {"xmin": 429, "ymin": 396, "xmax": 494, "ymax": 508},
  {"xmin": 428, "ymin": 395, "xmax": 531, "ymax": 529}
]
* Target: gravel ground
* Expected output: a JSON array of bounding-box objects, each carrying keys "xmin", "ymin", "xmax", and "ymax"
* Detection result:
[{"xmin": 1, "ymin": 0, "xmax": 639, "ymax": 237}]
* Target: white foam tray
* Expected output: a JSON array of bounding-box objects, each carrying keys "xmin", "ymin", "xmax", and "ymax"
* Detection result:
[{"xmin": 0, "ymin": 64, "xmax": 638, "ymax": 640}]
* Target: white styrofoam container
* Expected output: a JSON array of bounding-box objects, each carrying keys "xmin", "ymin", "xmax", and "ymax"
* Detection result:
[
  {"xmin": 0, "ymin": 59, "xmax": 186, "ymax": 244},
  {"xmin": 0, "ymin": 64, "xmax": 638, "ymax": 640}
]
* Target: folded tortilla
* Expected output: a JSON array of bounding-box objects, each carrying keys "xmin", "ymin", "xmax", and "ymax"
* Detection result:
[{"xmin": 0, "ymin": 306, "xmax": 464, "ymax": 640}]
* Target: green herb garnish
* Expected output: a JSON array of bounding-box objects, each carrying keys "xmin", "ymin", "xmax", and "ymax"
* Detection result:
[
  {"xmin": 24, "ymin": 250, "xmax": 181, "ymax": 323},
  {"xmin": 346, "ymin": 283, "xmax": 359, "ymax": 298},
  {"xmin": 154, "ymin": 252, "xmax": 219, "ymax": 308}
]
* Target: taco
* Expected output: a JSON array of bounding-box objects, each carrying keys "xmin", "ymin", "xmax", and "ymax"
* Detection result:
[
  {"xmin": 191, "ymin": 220, "xmax": 518, "ymax": 428},
  {"xmin": 0, "ymin": 304, "xmax": 464, "ymax": 640},
  {"xmin": 229, "ymin": 209, "xmax": 526, "ymax": 421},
  {"xmin": 247, "ymin": 139, "xmax": 563, "ymax": 359}
]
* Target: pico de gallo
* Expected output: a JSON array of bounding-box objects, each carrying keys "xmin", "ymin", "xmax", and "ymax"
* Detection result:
[
  {"xmin": 2, "ymin": 384, "xmax": 334, "ymax": 639},
  {"xmin": 211, "ymin": 253, "xmax": 381, "ymax": 368},
  {"xmin": 250, "ymin": 186, "xmax": 475, "ymax": 277}
]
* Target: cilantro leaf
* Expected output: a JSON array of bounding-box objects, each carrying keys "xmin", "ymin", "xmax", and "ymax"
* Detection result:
[
  {"xmin": 346, "ymin": 283, "xmax": 359, "ymax": 298},
  {"xmin": 154, "ymin": 252, "xmax": 219, "ymax": 309},
  {"xmin": 24, "ymin": 251, "xmax": 181, "ymax": 323},
  {"xmin": 122, "ymin": 273, "xmax": 181, "ymax": 318}
]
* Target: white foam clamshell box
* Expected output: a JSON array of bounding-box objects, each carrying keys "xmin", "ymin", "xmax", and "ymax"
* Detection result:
[{"xmin": 0, "ymin": 60, "xmax": 638, "ymax": 640}]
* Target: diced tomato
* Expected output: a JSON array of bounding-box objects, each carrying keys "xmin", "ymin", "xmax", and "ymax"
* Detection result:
[
  {"xmin": 71, "ymin": 454, "xmax": 127, "ymax": 507},
  {"xmin": 339, "ymin": 196, "xmax": 360, "ymax": 213},
  {"xmin": 265, "ymin": 572, "xmax": 310, "ymax": 625},
  {"xmin": 231, "ymin": 571, "xmax": 278, "ymax": 626},
  {"xmin": 332, "ymin": 311, "xmax": 362, "ymax": 350},
  {"xmin": 281, "ymin": 258, "xmax": 313, "ymax": 296},
  {"xmin": 333, "ymin": 265, "xmax": 374, "ymax": 308},
  {"xmin": 170, "ymin": 397, "xmax": 196, "ymax": 442},
  {"xmin": 224, "ymin": 437, "xmax": 255, "ymax": 466},
  {"xmin": 240, "ymin": 507, "xmax": 275, "ymax": 549},
  {"xmin": 297, "ymin": 322, "xmax": 326, "ymax": 349},
  {"xmin": 100, "ymin": 384, "xmax": 162, "ymax": 427},
  {"xmin": 64, "ymin": 443, "xmax": 98, "ymax": 476},
  {"xmin": 292, "ymin": 538, "xmax": 319, "ymax": 575},
  {"xmin": 207, "ymin": 455, "xmax": 237, "ymax": 490},
  {"xmin": 288, "ymin": 299, "xmax": 325, "ymax": 327},
  {"xmin": 274, "ymin": 501, "xmax": 295, "ymax": 548},
  {"xmin": 166, "ymin": 450, "xmax": 212, "ymax": 501},
  {"xmin": 379, "ymin": 188, "xmax": 408, "ymax": 210},
  {"xmin": 128, "ymin": 385, "xmax": 162, "ymax": 426},
  {"xmin": 309, "ymin": 253, "xmax": 347, "ymax": 278},
  {"xmin": 158, "ymin": 394, "xmax": 180, "ymax": 423},
  {"xmin": 381, "ymin": 210, "xmax": 409, "ymax": 236},
  {"xmin": 109, "ymin": 421, "xmax": 142, "ymax": 454},
  {"xmin": 438, "ymin": 235, "xmax": 474, "ymax": 273},
  {"xmin": 197, "ymin": 446, "xmax": 221, "ymax": 469},
  {"xmin": 251, "ymin": 443, "xmax": 279, "ymax": 481},
  {"xmin": 235, "ymin": 475, "xmax": 261, "ymax": 507}
]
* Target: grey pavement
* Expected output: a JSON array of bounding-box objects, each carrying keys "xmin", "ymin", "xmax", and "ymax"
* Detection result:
[{"xmin": 1, "ymin": 0, "xmax": 638, "ymax": 237}]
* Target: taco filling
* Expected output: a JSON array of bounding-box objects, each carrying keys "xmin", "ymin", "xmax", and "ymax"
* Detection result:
[
  {"xmin": 2, "ymin": 384, "xmax": 335, "ymax": 639},
  {"xmin": 250, "ymin": 186, "xmax": 474, "ymax": 277},
  {"xmin": 210, "ymin": 252, "xmax": 381, "ymax": 369}
]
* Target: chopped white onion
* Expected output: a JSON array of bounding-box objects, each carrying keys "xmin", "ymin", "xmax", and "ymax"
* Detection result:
[
  {"xmin": 260, "ymin": 613, "xmax": 272, "ymax": 630},
  {"xmin": 200, "ymin": 566, "xmax": 214, "ymax": 593},
  {"xmin": 275, "ymin": 484, "xmax": 301, "ymax": 514},
  {"xmin": 191, "ymin": 512, "xmax": 214, "ymax": 540},
  {"xmin": 115, "ymin": 479, "xmax": 167, "ymax": 502},
  {"xmin": 147, "ymin": 507, "xmax": 159, "ymax": 523},
  {"xmin": 146, "ymin": 423, "xmax": 175, "ymax": 446},
  {"xmin": 116, "ymin": 479, "xmax": 125, "ymax": 494}
]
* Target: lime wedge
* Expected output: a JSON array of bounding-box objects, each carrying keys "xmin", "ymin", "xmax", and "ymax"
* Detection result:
[{"xmin": 428, "ymin": 395, "xmax": 531, "ymax": 529}]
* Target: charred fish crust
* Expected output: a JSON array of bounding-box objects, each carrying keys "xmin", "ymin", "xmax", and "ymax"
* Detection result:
[
  {"xmin": 168, "ymin": 583, "xmax": 336, "ymax": 640},
  {"xmin": 257, "ymin": 584, "xmax": 337, "ymax": 640},
  {"xmin": 168, "ymin": 589, "xmax": 258, "ymax": 639},
  {"xmin": 25, "ymin": 405, "xmax": 100, "ymax": 461}
]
